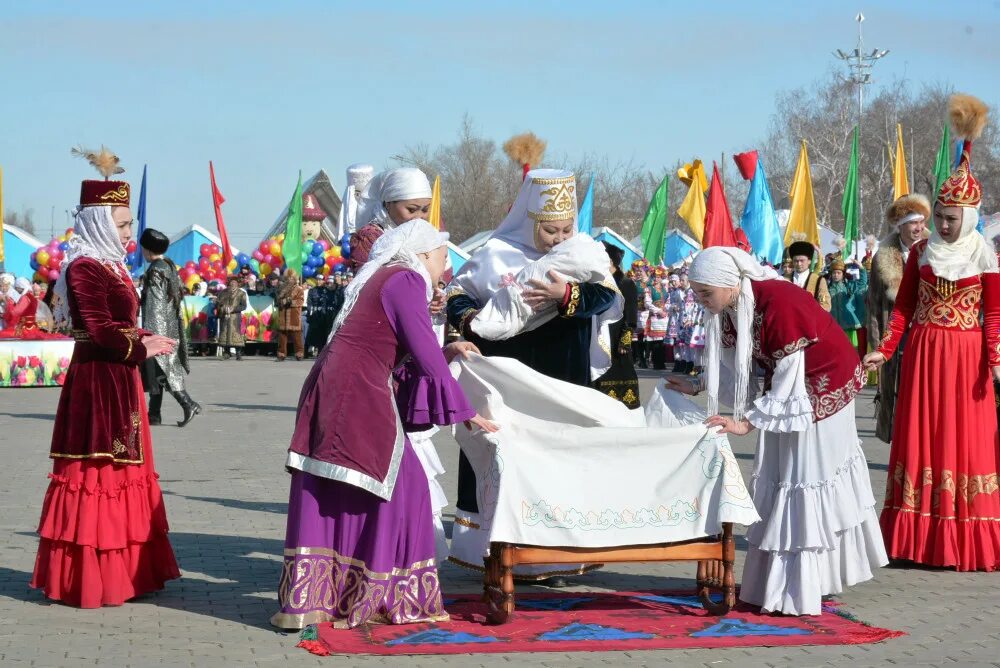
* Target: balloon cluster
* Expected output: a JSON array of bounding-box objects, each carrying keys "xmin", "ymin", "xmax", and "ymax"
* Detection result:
[
  {"xmin": 250, "ymin": 235, "xmax": 349, "ymax": 284},
  {"xmin": 29, "ymin": 228, "xmax": 74, "ymax": 283},
  {"xmin": 177, "ymin": 243, "xmax": 239, "ymax": 292}
]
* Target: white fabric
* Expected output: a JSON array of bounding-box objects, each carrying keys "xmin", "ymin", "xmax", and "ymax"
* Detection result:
[
  {"xmin": 897, "ymin": 211, "xmax": 925, "ymax": 226},
  {"xmin": 329, "ymin": 219, "xmax": 448, "ymax": 342},
  {"xmin": 688, "ymin": 247, "xmax": 781, "ymax": 421},
  {"xmin": 451, "ymin": 355, "xmax": 760, "ymax": 552},
  {"xmin": 13, "ymin": 277, "xmax": 30, "ymax": 294},
  {"xmin": 407, "ymin": 426, "xmax": 450, "ymax": 563},
  {"xmin": 900, "ymin": 238, "xmax": 911, "ymax": 264},
  {"xmin": 739, "ymin": 400, "xmax": 888, "ymax": 615},
  {"xmin": 53, "ymin": 205, "xmax": 129, "ymax": 328},
  {"xmin": 744, "ymin": 350, "xmax": 813, "ymax": 433},
  {"xmin": 356, "ymin": 168, "xmax": 432, "ymax": 230},
  {"xmin": 791, "ymin": 270, "xmax": 808, "ymax": 288},
  {"xmin": 920, "ymin": 206, "xmax": 998, "ymax": 281}
]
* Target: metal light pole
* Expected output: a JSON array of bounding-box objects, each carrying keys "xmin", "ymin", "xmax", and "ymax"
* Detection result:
[{"xmin": 833, "ymin": 12, "xmax": 889, "ymax": 236}]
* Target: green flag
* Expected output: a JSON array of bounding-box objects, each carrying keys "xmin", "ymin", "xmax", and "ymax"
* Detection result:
[
  {"xmin": 640, "ymin": 175, "xmax": 669, "ymax": 264},
  {"xmin": 841, "ymin": 126, "xmax": 859, "ymax": 259},
  {"xmin": 284, "ymin": 171, "xmax": 304, "ymax": 276},
  {"xmin": 932, "ymin": 123, "xmax": 951, "ymax": 195}
]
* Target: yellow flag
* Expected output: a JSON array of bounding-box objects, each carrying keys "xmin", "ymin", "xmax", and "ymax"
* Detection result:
[
  {"xmin": 893, "ymin": 123, "xmax": 910, "ymax": 199},
  {"xmin": 783, "ymin": 141, "xmax": 820, "ymax": 249},
  {"xmin": 0, "ymin": 166, "xmax": 5, "ymax": 263},
  {"xmin": 428, "ymin": 175, "xmax": 441, "ymax": 230},
  {"xmin": 676, "ymin": 160, "xmax": 708, "ymax": 242}
]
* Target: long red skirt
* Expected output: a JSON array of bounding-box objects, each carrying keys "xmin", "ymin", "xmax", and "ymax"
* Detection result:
[
  {"xmin": 880, "ymin": 324, "xmax": 1000, "ymax": 571},
  {"xmin": 30, "ymin": 388, "xmax": 180, "ymax": 607}
]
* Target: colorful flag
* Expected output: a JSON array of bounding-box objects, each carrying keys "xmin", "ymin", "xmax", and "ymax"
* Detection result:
[
  {"xmin": 734, "ymin": 150, "xmax": 782, "ymax": 265},
  {"xmin": 428, "ymin": 175, "xmax": 442, "ymax": 230},
  {"xmin": 783, "ymin": 140, "xmax": 820, "ymax": 250},
  {"xmin": 639, "ymin": 175, "xmax": 669, "ymax": 264},
  {"xmin": 892, "ymin": 123, "xmax": 909, "ymax": 199},
  {"xmin": 284, "ymin": 171, "xmax": 304, "ymax": 276},
  {"xmin": 0, "ymin": 166, "xmax": 5, "ymax": 265},
  {"xmin": 702, "ymin": 162, "xmax": 737, "ymax": 248},
  {"xmin": 842, "ymin": 127, "xmax": 860, "ymax": 259},
  {"xmin": 577, "ymin": 176, "xmax": 594, "ymax": 235},
  {"xmin": 209, "ymin": 161, "xmax": 234, "ymax": 268},
  {"xmin": 133, "ymin": 165, "xmax": 148, "ymax": 273},
  {"xmin": 676, "ymin": 160, "xmax": 708, "ymax": 242}
]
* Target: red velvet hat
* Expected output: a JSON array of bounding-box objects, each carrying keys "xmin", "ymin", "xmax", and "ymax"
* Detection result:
[
  {"xmin": 302, "ymin": 192, "xmax": 325, "ymax": 221},
  {"xmin": 72, "ymin": 146, "xmax": 130, "ymax": 207},
  {"xmin": 938, "ymin": 94, "xmax": 987, "ymax": 209}
]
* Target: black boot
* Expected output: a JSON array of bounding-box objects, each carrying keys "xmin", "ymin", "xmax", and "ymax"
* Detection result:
[
  {"xmin": 148, "ymin": 391, "xmax": 163, "ymax": 426},
  {"xmin": 171, "ymin": 390, "xmax": 202, "ymax": 427},
  {"xmin": 235, "ymin": 347, "xmax": 243, "ymax": 361}
]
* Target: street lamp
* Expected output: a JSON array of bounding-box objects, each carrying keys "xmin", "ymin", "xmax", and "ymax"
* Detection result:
[{"xmin": 832, "ymin": 12, "xmax": 889, "ymax": 236}]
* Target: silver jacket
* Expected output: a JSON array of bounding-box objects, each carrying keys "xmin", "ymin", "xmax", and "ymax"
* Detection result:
[{"xmin": 141, "ymin": 258, "xmax": 189, "ymax": 391}]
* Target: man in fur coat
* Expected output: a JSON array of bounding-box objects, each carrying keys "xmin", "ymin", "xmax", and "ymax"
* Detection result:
[{"xmin": 866, "ymin": 193, "xmax": 930, "ymax": 442}]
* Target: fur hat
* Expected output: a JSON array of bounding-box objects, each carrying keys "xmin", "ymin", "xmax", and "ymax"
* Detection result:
[
  {"xmin": 885, "ymin": 193, "xmax": 931, "ymax": 227},
  {"xmin": 139, "ymin": 228, "xmax": 170, "ymax": 254}
]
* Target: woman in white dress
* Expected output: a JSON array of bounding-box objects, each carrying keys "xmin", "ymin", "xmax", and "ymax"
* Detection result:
[{"xmin": 667, "ymin": 246, "xmax": 887, "ymax": 615}]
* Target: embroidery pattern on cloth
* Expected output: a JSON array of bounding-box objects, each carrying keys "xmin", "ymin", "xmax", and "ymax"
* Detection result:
[
  {"xmin": 807, "ymin": 363, "xmax": 866, "ymax": 421},
  {"xmin": 913, "ymin": 280, "xmax": 981, "ymax": 330}
]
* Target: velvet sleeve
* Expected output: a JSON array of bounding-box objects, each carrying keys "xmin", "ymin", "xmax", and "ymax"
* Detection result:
[
  {"xmin": 876, "ymin": 244, "xmax": 922, "ymax": 359},
  {"xmin": 383, "ymin": 271, "xmax": 476, "ymax": 430},
  {"xmin": 559, "ymin": 282, "xmax": 616, "ymax": 319},
  {"xmin": 621, "ymin": 280, "xmax": 639, "ymax": 329},
  {"xmin": 446, "ymin": 292, "xmax": 482, "ymax": 338},
  {"xmin": 982, "ymin": 271, "xmax": 1000, "ymax": 367},
  {"xmin": 69, "ymin": 260, "xmax": 147, "ymax": 364}
]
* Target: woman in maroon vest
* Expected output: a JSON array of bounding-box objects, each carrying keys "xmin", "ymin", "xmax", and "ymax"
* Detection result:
[
  {"xmin": 31, "ymin": 149, "xmax": 180, "ymax": 607},
  {"xmin": 668, "ymin": 246, "xmax": 886, "ymax": 616},
  {"xmin": 271, "ymin": 219, "xmax": 495, "ymax": 630}
]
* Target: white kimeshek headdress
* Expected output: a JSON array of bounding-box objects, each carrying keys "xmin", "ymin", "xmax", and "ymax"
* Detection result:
[
  {"xmin": 328, "ymin": 218, "xmax": 449, "ymax": 342},
  {"xmin": 338, "ymin": 163, "xmax": 375, "ymax": 237},
  {"xmin": 450, "ymin": 168, "xmax": 621, "ymax": 380},
  {"xmin": 920, "ymin": 207, "xmax": 998, "ymax": 281},
  {"xmin": 354, "ymin": 168, "xmax": 433, "ymax": 232},
  {"xmin": 53, "ymin": 205, "xmax": 130, "ymax": 328},
  {"xmin": 688, "ymin": 246, "xmax": 781, "ymax": 421}
]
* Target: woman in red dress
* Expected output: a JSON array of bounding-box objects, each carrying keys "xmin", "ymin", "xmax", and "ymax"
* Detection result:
[
  {"xmin": 0, "ymin": 277, "xmax": 66, "ymax": 340},
  {"xmin": 865, "ymin": 94, "xmax": 1000, "ymax": 571},
  {"xmin": 30, "ymin": 149, "xmax": 181, "ymax": 607}
]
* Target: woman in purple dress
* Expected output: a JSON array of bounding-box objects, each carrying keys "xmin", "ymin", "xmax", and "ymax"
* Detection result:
[{"xmin": 271, "ymin": 220, "xmax": 496, "ymax": 630}]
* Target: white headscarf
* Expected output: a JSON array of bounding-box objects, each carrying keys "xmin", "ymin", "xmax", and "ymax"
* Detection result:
[
  {"xmin": 919, "ymin": 206, "xmax": 998, "ymax": 281},
  {"xmin": 329, "ymin": 218, "xmax": 448, "ymax": 342},
  {"xmin": 356, "ymin": 168, "xmax": 433, "ymax": 230},
  {"xmin": 53, "ymin": 205, "xmax": 129, "ymax": 327},
  {"xmin": 13, "ymin": 277, "xmax": 31, "ymax": 295},
  {"xmin": 689, "ymin": 247, "xmax": 781, "ymax": 420}
]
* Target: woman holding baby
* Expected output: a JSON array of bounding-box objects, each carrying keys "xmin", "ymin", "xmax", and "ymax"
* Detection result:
[{"xmin": 445, "ymin": 168, "xmax": 621, "ymax": 584}]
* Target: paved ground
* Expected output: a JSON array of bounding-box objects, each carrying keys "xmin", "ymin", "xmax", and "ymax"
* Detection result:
[{"xmin": 1, "ymin": 357, "xmax": 999, "ymax": 667}]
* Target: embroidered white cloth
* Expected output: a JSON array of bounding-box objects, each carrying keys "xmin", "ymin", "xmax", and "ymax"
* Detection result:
[{"xmin": 452, "ymin": 355, "xmax": 760, "ymax": 549}]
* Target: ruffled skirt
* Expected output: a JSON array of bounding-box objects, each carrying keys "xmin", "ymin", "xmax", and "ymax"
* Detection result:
[
  {"xmin": 30, "ymin": 395, "xmax": 180, "ymax": 608},
  {"xmin": 739, "ymin": 401, "xmax": 888, "ymax": 615}
]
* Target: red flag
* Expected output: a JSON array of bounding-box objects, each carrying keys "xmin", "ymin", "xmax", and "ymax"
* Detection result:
[
  {"xmin": 209, "ymin": 161, "xmax": 234, "ymax": 267},
  {"xmin": 702, "ymin": 162, "xmax": 737, "ymax": 249}
]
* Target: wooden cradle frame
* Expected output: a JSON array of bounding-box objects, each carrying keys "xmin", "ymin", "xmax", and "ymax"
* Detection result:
[{"xmin": 481, "ymin": 522, "xmax": 735, "ymax": 625}]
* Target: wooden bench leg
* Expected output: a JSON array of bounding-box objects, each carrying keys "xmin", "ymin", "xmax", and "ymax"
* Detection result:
[
  {"xmin": 698, "ymin": 523, "xmax": 735, "ymax": 615},
  {"xmin": 484, "ymin": 542, "xmax": 515, "ymax": 625}
]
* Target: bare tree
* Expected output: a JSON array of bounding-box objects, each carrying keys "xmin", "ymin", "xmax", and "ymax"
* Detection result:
[{"xmin": 4, "ymin": 208, "xmax": 36, "ymax": 236}]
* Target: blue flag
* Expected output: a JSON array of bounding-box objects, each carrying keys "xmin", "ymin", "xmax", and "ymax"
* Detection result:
[
  {"xmin": 577, "ymin": 176, "xmax": 594, "ymax": 234},
  {"xmin": 739, "ymin": 162, "xmax": 782, "ymax": 265},
  {"xmin": 133, "ymin": 165, "xmax": 148, "ymax": 274}
]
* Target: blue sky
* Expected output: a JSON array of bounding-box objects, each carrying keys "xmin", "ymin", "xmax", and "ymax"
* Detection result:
[{"xmin": 2, "ymin": 1, "xmax": 997, "ymax": 245}]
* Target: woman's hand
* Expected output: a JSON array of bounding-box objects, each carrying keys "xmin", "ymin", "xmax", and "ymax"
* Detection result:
[
  {"xmin": 704, "ymin": 415, "xmax": 754, "ymax": 436},
  {"xmin": 429, "ymin": 289, "xmax": 446, "ymax": 316},
  {"xmin": 142, "ymin": 334, "xmax": 176, "ymax": 358},
  {"xmin": 444, "ymin": 341, "xmax": 481, "ymax": 363},
  {"xmin": 464, "ymin": 413, "xmax": 500, "ymax": 433},
  {"xmin": 665, "ymin": 375, "xmax": 699, "ymax": 396},
  {"xmin": 523, "ymin": 270, "xmax": 569, "ymax": 312},
  {"xmin": 862, "ymin": 351, "xmax": 886, "ymax": 371},
  {"xmin": 992, "ymin": 366, "xmax": 1000, "ymax": 385}
]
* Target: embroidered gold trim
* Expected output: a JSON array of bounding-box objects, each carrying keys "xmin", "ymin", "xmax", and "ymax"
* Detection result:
[
  {"xmin": 562, "ymin": 283, "xmax": 581, "ymax": 318},
  {"xmin": 528, "ymin": 211, "xmax": 575, "ymax": 223},
  {"xmin": 530, "ymin": 175, "xmax": 575, "ymax": 185},
  {"xmin": 913, "ymin": 280, "xmax": 981, "ymax": 330},
  {"xmin": 95, "ymin": 184, "xmax": 130, "ymax": 203},
  {"xmin": 453, "ymin": 516, "xmax": 481, "ymax": 529},
  {"xmin": 49, "ymin": 451, "xmax": 144, "ymax": 465}
]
